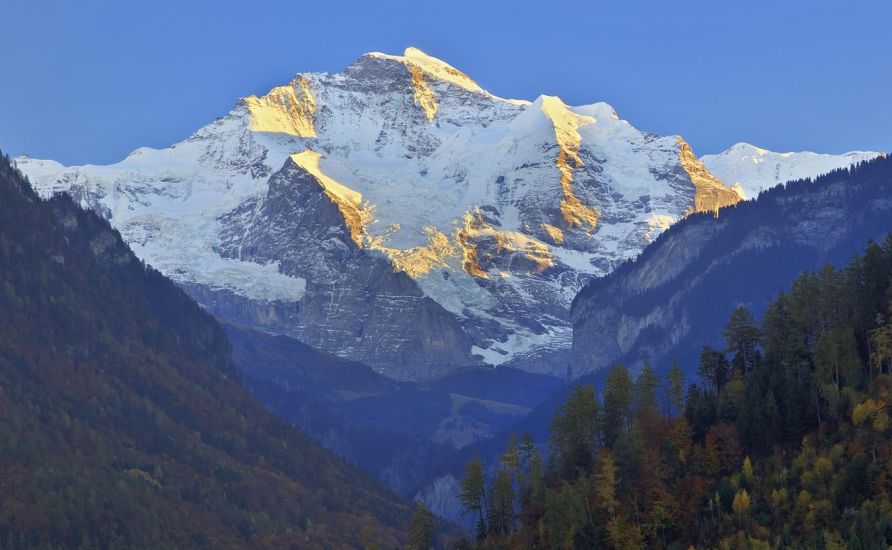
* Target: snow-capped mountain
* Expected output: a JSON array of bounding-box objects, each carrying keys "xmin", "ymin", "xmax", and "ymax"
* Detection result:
[
  {"xmin": 702, "ymin": 143, "xmax": 882, "ymax": 200},
  {"xmin": 16, "ymin": 47, "xmax": 872, "ymax": 380}
]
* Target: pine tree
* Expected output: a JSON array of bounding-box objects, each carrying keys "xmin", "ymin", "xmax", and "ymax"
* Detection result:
[
  {"xmin": 724, "ymin": 306, "xmax": 761, "ymax": 376},
  {"xmin": 500, "ymin": 435, "xmax": 525, "ymax": 500},
  {"xmin": 408, "ymin": 501, "xmax": 435, "ymax": 550},
  {"xmin": 459, "ymin": 457, "xmax": 488, "ymax": 539},
  {"xmin": 603, "ymin": 365, "xmax": 633, "ymax": 446},
  {"xmin": 487, "ymin": 468, "xmax": 515, "ymax": 535},
  {"xmin": 551, "ymin": 384, "xmax": 600, "ymax": 478},
  {"xmin": 635, "ymin": 361, "xmax": 660, "ymax": 412},
  {"xmin": 667, "ymin": 361, "xmax": 685, "ymax": 418},
  {"xmin": 699, "ymin": 346, "xmax": 729, "ymax": 393}
]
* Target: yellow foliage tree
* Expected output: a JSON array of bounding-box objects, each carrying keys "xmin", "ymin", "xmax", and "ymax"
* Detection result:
[{"xmin": 732, "ymin": 489, "xmax": 751, "ymax": 523}]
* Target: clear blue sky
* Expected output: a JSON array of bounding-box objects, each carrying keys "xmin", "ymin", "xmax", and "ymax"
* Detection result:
[{"xmin": 1, "ymin": 0, "xmax": 889, "ymax": 165}]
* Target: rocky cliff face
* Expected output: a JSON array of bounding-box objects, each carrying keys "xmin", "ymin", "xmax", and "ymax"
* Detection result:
[
  {"xmin": 16, "ymin": 48, "xmax": 871, "ymax": 380},
  {"xmin": 216, "ymin": 157, "xmax": 476, "ymax": 379},
  {"xmin": 570, "ymin": 154, "xmax": 892, "ymax": 377}
]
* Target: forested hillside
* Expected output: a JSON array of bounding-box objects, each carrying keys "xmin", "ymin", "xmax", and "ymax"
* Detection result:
[
  {"xmin": 459, "ymin": 237, "xmax": 892, "ymax": 548},
  {"xmin": 0, "ymin": 152, "xmax": 410, "ymax": 548},
  {"xmin": 572, "ymin": 154, "xmax": 892, "ymax": 377}
]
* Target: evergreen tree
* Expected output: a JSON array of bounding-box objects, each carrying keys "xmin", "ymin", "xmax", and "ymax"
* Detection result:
[
  {"xmin": 551, "ymin": 384, "xmax": 600, "ymax": 478},
  {"xmin": 698, "ymin": 346, "xmax": 729, "ymax": 393},
  {"xmin": 634, "ymin": 360, "xmax": 660, "ymax": 412},
  {"xmin": 408, "ymin": 501, "xmax": 435, "ymax": 550},
  {"xmin": 487, "ymin": 468, "xmax": 515, "ymax": 535},
  {"xmin": 724, "ymin": 306, "xmax": 761, "ymax": 376},
  {"xmin": 667, "ymin": 361, "xmax": 685, "ymax": 417},
  {"xmin": 603, "ymin": 365, "xmax": 633, "ymax": 446},
  {"xmin": 459, "ymin": 457, "xmax": 488, "ymax": 539}
]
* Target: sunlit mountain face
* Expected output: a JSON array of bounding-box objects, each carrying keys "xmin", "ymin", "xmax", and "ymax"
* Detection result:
[{"xmin": 15, "ymin": 47, "xmax": 880, "ymax": 380}]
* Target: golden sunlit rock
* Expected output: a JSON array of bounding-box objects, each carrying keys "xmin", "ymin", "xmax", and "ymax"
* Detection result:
[
  {"xmin": 408, "ymin": 65, "xmax": 438, "ymax": 122},
  {"xmin": 291, "ymin": 150, "xmax": 370, "ymax": 245},
  {"xmin": 539, "ymin": 96, "xmax": 601, "ymax": 232},
  {"xmin": 459, "ymin": 211, "xmax": 554, "ymax": 274},
  {"xmin": 541, "ymin": 223, "xmax": 565, "ymax": 244},
  {"xmin": 374, "ymin": 227, "xmax": 457, "ymax": 277},
  {"xmin": 245, "ymin": 77, "xmax": 316, "ymax": 138},
  {"xmin": 677, "ymin": 137, "xmax": 741, "ymax": 216}
]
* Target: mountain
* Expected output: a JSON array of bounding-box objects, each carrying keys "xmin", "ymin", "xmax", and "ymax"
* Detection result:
[
  {"xmin": 0, "ymin": 153, "xmax": 411, "ymax": 548},
  {"xmin": 15, "ymin": 47, "xmax": 748, "ymax": 380},
  {"xmin": 571, "ymin": 153, "xmax": 892, "ymax": 377},
  {"xmin": 18, "ymin": 49, "xmax": 882, "ymax": 380},
  {"xmin": 702, "ymin": 142, "xmax": 882, "ymax": 199}
]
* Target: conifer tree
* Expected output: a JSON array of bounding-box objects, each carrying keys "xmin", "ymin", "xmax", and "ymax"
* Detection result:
[
  {"xmin": 634, "ymin": 360, "xmax": 660, "ymax": 412},
  {"xmin": 667, "ymin": 361, "xmax": 686, "ymax": 417},
  {"xmin": 407, "ymin": 501, "xmax": 435, "ymax": 550},
  {"xmin": 459, "ymin": 457, "xmax": 488, "ymax": 539},
  {"xmin": 724, "ymin": 306, "xmax": 761, "ymax": 376},
  {"xmin": 603, "ymin": 365, "xmax": 634, "ymax": 446}
]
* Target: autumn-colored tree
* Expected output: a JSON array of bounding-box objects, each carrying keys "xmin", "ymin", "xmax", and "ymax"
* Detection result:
[
  {"xmin": 733, "ymin": 488, "xmax": 751, "ymax": 524},
  {"xmin": 704, "ymin": 424, "xmax": 743, "ymax": 476},
  {"xmin": 595, "ymin": 450, "xmax": 617, "ymax": 518}
]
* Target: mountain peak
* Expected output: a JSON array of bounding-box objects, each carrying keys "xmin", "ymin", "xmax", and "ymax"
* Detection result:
[
  {"xmin": 366, "ymin": 47, "xmax": 484, "ymax": 94},
  {"xmin": 702, "ymin": 143, "xmax": 884, "ymax": 199}
]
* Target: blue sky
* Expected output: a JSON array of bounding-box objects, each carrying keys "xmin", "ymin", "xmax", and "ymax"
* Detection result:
[{"xmin": 1, "ymin": 0, "xmax": 889, "ymax": 165}]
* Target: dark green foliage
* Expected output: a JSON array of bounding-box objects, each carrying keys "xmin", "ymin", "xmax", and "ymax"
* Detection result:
[
  {"xmin": 460, "ymin": 236, "xmax": 892, "ymax": 548},
  {"xmin": 0, "ymin": 153, "xmax": 410, "ymax": 548},
  {"xmin": 408, "ymin": 501, "xmax": 435, "ymax": 550}
]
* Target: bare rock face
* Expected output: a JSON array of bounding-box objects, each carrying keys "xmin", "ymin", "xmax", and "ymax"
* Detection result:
[
  {"xmin": 216, "ymin": 158, "xmax": 478, "ymax": 379},
  {"xmin": 20, "ymin": 47, "xmax": 868, "ymax": 380},
  {"xmin": 571, "ymin": 156, "xmax": 892, "ymax": 378}
]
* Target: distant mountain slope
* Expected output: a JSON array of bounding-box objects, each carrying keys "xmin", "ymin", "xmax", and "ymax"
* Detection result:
[
  {"xmin": 702, "ymin": 142, "xmax": 882, "ymax": 199},
  {"xmin": 571, "ymin": 153, "xmax": 892, "ymax": 377},
  {"xmin": 225, "ymin": 324, "xmax": 561, "ymax": 493},
  {"xmin": 15, "ymin": 47, "xmax": 744, "ymax": 379},
  {"xmin": 0, "ymin": 153, "xmax": 408, "ymax": 548}
]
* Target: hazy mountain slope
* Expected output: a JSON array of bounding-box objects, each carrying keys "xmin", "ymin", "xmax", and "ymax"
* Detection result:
[
  {"xmin": 571, "ymin": 153, "xmax": 892, "ymax": 377},
  {"xmin": 225, "ymin": 324, "xmax": 561, "ymax": 493},
  {"xmin": 702, "ymin": 142, "xmax": 882, "ymax": 199},
  {"xmin": 15, "ymin": 47, "xmax": 744, "ymax": 379},
  {"xmin": 0, "ymin": 153, "xmax": 409, "ymax": 548}
]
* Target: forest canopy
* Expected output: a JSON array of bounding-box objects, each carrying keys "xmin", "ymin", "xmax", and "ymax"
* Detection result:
[{"xmin": 460, "ymin": 236, "xmax": 892, "ymax": 548}]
